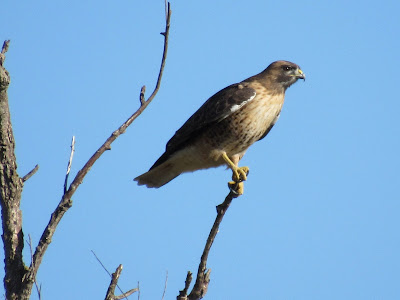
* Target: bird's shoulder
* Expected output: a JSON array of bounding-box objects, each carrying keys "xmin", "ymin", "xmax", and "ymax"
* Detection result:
[{"xmin": 165, "ymin": 82, "xmax": 257, "ymax": 150}]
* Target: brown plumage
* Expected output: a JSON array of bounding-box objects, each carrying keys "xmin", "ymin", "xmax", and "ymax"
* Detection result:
[{"xmin": 135, "ymin": 60, "xmax": 305, "ymax": 193}]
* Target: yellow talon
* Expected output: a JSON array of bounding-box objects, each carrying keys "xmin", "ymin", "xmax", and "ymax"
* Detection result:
[
  {"xmin": 222, "ymin": 152, "xmax": 249, "ymax": 196},
  {"xmin": 232, "ymin": 166, "xmax": 249, "ymax": 182},
  {"xmin": 221, "ymin": 152, "xmax": 249, "ymax": 196}
]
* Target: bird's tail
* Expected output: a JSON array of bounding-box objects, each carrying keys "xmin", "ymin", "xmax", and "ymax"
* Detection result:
[{"xmin": 134, "ymin": 161, "xmax": 182, "ymax": 188}]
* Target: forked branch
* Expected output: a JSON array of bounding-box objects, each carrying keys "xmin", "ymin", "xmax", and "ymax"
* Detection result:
[
  {"xmin": 18, "ymin": 3, "xmax": 172, "ymax": 297},
  {"xmin": 0, "ymin": 39, "xmax": 29, "ymax": 300},
  {"xmin": 104, "ymin": 265, "xmax": 139, "ymax": 300}
]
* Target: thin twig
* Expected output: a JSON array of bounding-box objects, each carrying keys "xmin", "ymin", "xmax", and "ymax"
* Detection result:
[
  {"xmin": 91, "ymin": 250, "xmax": 112, "ymax": 278},
  {"xmin": 22, "ymin": 164, "xmax": 39, "ymax": 182},
  {"xmin": 64, "ymin": 136, "xmax": 75, "ymax": 194},
  {"xmin": 177, "ymin": 271, "xmax": 193, "ymax": 300},
  {"xmin": 0, "ymin": 40, "xmax": 10, "ymax": 66},
  {"xmin": 115, "ymin": 289, "xmax": 139, "ymax": 300},
  {"xmin": 27, "ymin": 235, "xmax": 41, "ymax": 300},
  {"xmin": 145, "ymin": 1, "xmax": 171, "ymax": 106},
  {"xmin": 26, "ymin": 4, "xmax": 172, "ymax": 291},
  {"xmin": 181, "ymin": 191, "xmax": 236, "ymax": 300},
  {"xmin": 1, "ymin": 40, "xmax": 9, "ymax": 54},
  {"xmin": 115, "ymin": 288, "xmax": 139, "ymax": 300},
  {"xmin": 164, "ymin": 0, "xmax": 168, "ymax": 19},
  {"xmin": 161, "ymin": 270, "xmax": 168, "ymax": 300},
  {"xmin": 92, "ymin": 250, "xmax": 129, "ymax": 299}
]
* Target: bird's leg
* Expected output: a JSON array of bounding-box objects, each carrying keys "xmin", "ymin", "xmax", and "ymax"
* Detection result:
[
  {"xmin": 222, "ymin": 152, "xmax": 249, "ymax": 182},
  {"xmin": 222, "ymin": 152, "xmax": 249, "ymax": 196}
]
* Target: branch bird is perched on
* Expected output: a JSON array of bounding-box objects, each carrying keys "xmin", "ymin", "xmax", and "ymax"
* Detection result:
[{"xmin": 135, "ymin": 60, "xmax": 305, "ymax": 195}]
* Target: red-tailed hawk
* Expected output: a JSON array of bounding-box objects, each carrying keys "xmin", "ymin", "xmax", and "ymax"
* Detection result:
[{"xmin": 135, "ymin": 60, "xmax": 305, "ymax": 194}]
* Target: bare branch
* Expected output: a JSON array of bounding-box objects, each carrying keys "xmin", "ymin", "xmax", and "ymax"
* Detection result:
[
  {"xmin": 92, "ymin": 250, "xmax": 137, "ymax": 300},
  {"xmin": 161, "ymin": 271, "xmax": 168, "ymax": 300},
  {"xmin": 0, "ymin": 39, "xmax": 31, "ymax": 300},
  {"xmin": 23, "ymin": 4, "xmax": 172, "ymax": 293},
  {"xmin": 177, "ymin": 271, "xmax": 193, "ymax": 300},
  {"xmin": 178, "ymin": 190, "xmax": 237, "ymax": 299},
  {"xmin": 115, "ymin": 288, "xmax": 139, "ymax": 300},
  {"xmin": 145, "ymin": 1, "xmax": 171, "ymax": 106},
  {"xmin": 1, "ymin": 3, "xmax": 171, "ymax": 298},
  {"xmin": 105, "ymin": 265, "xmax": 139, "ymax": 300},
  {"xmin": 164, "ymin": 0, "xmax": 169, "ymax": 19},
  {"xmin": 0, "ymin": 40, "xmax": 10, "ymax": 66},
  {"xmin": 1, "ymin": 40, "xmax": 10, "ymax": 54},
  {"xmin": 64, "ymin": 136, "xmax": 75, "ymax": 193},
  {"xmin": 105, "ymin": 265, "xmax": 123, "ymax": 300},
  {"xmin": 21, "ymin": 164, "xmax": 39, "ymax": 182},
  {"xmin": 27, "ymin": 235, "xmax": 41, "ymax": 300}
]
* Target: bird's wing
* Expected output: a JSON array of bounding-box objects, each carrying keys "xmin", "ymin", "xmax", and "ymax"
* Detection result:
[
  {"xmin": 150, "ymin": 83, "xmax": 256, "ymax": 169},
  {"xmin": 167, "ymin": 83, "xmax": 256, "ymax": 151}
]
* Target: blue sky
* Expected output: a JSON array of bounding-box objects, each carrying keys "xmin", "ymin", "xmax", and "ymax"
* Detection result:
[{"xmin": 1, "ymin": 0, "xmax": 400, "ymax": 299}]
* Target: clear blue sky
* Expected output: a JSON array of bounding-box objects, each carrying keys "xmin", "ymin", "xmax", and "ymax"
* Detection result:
[{"xmin": 2, "ymin": 0, "xmax": 400, "ymax": 299}]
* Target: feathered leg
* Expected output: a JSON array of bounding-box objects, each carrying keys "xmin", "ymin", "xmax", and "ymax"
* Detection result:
[{"xmin": 221, "ymin": 152, "xmax": 249, "ymax": 195}]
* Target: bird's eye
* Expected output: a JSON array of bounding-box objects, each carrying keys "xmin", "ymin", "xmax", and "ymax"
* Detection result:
[{"xmin": 282, "ymin": 65, "xmax": 293, "ymax": 71}]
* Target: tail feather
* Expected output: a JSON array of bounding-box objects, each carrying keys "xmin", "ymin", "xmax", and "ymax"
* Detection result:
[{"xmin": 134, "ymin": 161, "xmax": 182, "ymax": 188}]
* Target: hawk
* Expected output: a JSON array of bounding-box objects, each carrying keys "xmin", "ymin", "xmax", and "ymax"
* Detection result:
[{"xmin": 135, "ymin": 60, "xmax": 305, "ymax": 194}]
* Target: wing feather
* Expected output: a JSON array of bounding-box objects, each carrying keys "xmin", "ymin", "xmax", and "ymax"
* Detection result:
[{"xmin": 150, "ymin": 83, "xmax": 256, "ymax": 169}]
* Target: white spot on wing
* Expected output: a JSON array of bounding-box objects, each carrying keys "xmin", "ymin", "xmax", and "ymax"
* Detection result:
[{"xmin": 229, "ymin": 92, "xmax": 256, "ymax": 113}]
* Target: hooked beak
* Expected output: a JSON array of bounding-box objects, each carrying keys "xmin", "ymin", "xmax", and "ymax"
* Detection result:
[{"xmin": 296, "ymin": 68, "xmax": 306, "ymax": 81}]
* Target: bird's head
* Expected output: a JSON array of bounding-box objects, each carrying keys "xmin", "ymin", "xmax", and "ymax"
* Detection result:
[{"xmin": 263, "ymin": 60, "xmax": 305, "ymax": 90}]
